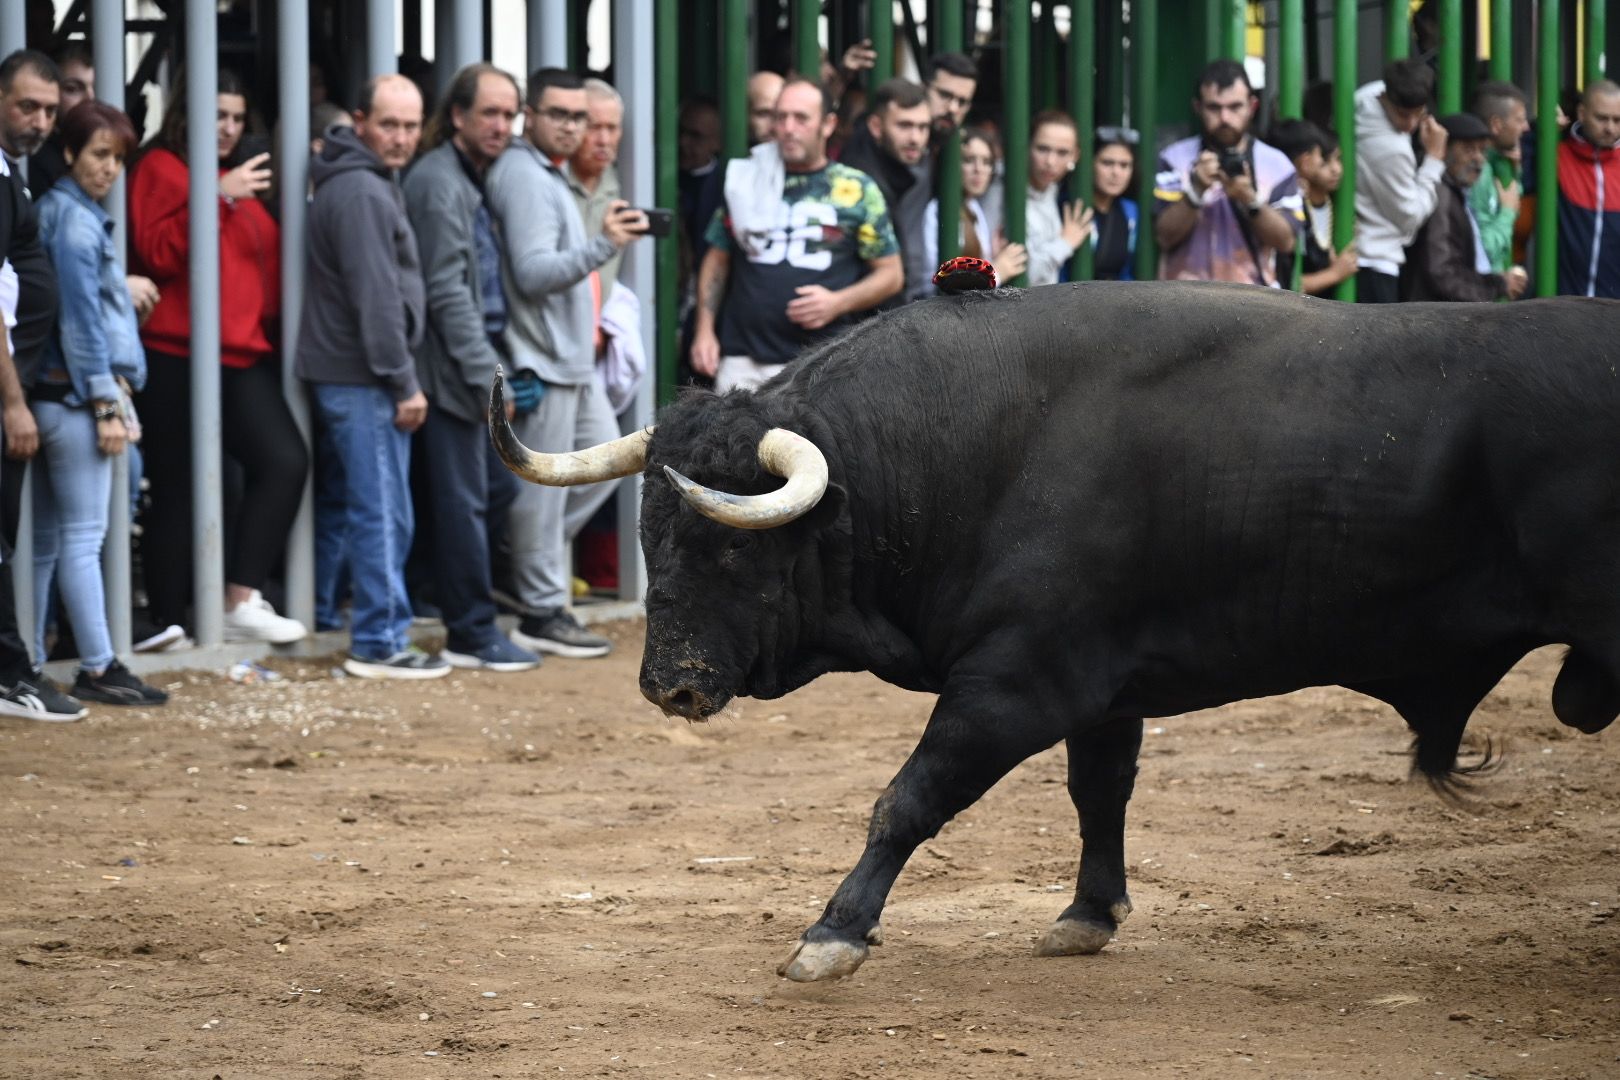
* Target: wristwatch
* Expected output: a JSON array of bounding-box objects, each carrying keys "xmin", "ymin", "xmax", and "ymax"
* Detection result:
[{"xmin": 93, "ymin": 402, "xmax": 119, "ymax": 421}]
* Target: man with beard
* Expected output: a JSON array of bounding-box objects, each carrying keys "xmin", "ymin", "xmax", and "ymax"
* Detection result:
[
  {"xmin": 1405, "ymin": 112, "xmax": 1529, "ymax": 301},
  {"xmin": 1154, "ymin": 59, "xmax": 1300, "ymax": 285},
  {"xmin": 691, "ymin": 77, "xmax": 900, "ymax": 392},
  {"xmin": 1557, "ymin": 79, "xmax": 1620, "ymax": 298},
  {"xmin": 837, "ymin": 78, "xmax": 933, "ymax": 301}
]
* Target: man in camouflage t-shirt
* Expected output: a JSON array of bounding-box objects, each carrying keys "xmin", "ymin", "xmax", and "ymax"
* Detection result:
[{"xmin": 692, "ymin": 77, "xmax": 902, "ymax": 392}]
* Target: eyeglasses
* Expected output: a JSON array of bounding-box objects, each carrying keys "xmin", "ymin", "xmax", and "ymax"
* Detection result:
[
  {"xmin": 540, "ymin": 107, "xmax": 589, "ymax": 127},
  {"xmin": 1096, "ymin": 125, "xmax": 1140, "ymax": 146}
]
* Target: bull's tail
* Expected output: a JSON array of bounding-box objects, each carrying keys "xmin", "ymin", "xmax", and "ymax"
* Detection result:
[{"xmin": 1409, "ymin": 730, "xmax": 1501, "ymax": 805}]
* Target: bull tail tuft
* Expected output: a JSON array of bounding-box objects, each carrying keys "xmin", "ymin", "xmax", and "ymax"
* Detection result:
[{"xmin": 1409, "ymin": 732, "xmax": 1502, "ymax": 805}]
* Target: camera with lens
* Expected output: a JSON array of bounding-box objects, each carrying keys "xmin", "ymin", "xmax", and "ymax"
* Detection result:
[{"xmin": 1216, "ymin": 145, "xmax": 1248, "ymax": 180}]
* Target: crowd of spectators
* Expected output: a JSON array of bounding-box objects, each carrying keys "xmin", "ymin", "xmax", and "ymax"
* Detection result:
[{"xmin": 0, "ymin": 29, "xmax": 1612, "ymax": 719}]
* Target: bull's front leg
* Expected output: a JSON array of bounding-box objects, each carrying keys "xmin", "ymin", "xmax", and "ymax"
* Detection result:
[
  {"xmin": 1036, "ymin": 717, "xmax": 1143, "ymax": 956},
  {"xmin": 778, "ymin": 677, "xmax": 1067, "ymax": 982}
]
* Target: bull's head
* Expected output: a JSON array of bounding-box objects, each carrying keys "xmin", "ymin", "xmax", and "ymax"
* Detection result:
[{"xmin": 490, "ymin": 371, "xmax": 833, "ymax": 720}]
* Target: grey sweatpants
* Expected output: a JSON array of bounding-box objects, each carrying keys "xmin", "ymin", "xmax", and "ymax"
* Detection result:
[{"xmin": 507, "ymin": 378, "xmax": 622, "ymax": 615}]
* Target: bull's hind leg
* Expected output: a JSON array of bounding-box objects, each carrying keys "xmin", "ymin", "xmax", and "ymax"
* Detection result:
[
  {"xmin": 1036, "ymin": 717, "xmax": 1143, "ymax": 957},
  {"xmin": 778, "ymin": 676, "xmax": 1068, "ymax": 982}
]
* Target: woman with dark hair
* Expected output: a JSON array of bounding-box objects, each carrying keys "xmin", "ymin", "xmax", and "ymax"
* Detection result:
[
  {"xmin": 920, "ymin": 127, "xmax": 1027, "ymax": 288},
  {"xmin": 1025, "ymin": 110, "xmax": 1093, "ymax": 286},
  {"xmin": 128, "ymin": 69, "xmax": 309, "ymax": 643},
  {"xmin": 1089, "ymin": 126, "xmax": 1141, "ymax": 281},
  {"xmin": 33, "ymin": 101, "xmax": 166, "ymax": 704}
]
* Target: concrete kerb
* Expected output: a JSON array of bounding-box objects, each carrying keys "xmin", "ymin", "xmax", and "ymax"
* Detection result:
[{"xmin": 42, "ymin": 600, "xmax": 646, "ymax": 681}]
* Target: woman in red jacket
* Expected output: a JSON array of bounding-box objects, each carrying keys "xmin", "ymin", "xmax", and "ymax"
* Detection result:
[{"xmin": 128, "ymin": 70, "xmax": 309, "ymax": 643}]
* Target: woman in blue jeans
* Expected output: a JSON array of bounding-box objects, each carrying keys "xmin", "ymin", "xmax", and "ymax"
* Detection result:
[{"xmin": 33, "ymin": 101, "xmax": 166, "ymax": 706}]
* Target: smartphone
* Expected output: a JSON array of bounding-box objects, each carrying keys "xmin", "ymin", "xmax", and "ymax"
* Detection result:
[{"xmin": 635, "ymin": 208, "xmax": 674, "ymax": 238}]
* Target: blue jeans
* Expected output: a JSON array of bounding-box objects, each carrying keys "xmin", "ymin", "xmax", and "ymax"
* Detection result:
[
  {"xmin": 31, "ymin": 401, "xmax": 114, "ymax": 672},
  {"xmin": 310, "ymin": 384, "xmax": 413, "ymax": 660}
]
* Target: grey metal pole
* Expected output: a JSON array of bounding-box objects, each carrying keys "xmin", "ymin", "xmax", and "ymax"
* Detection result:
[
  {"xmin": 453, "ymin": 0, "xmax": 484, "ymax": 71},
  {"xmin": 281, "ymin": 0, "xmax": 316, "ymax": 634},
  {"xmin": 94, "ymin": 0, "xmax": 132, "ymax": 656},
  {"xmin": 188, "ymin": 0, "xmax": 225, "ymax": 645},
  {"xmin": 368, "ymin": 0, "xmax": 397, "ymax": 75},
  {"xmin": 529, "ymin": 0, "xmax": 569, "ymax": 73},
  {"xmin": 0, "ymin": 4, "xmax": 23, "ymax": 57},
  {"xmin": 613, "ymin": 0, "xmax": 652, "ymax": 604}
]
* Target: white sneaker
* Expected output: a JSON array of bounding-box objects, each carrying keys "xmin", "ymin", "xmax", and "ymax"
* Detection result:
[{"xmin": 223, "ymin": 591, "xmax": 308, "ymax": 644}]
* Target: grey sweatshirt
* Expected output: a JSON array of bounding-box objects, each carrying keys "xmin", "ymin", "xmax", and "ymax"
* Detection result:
[
  {"xmin": 484, "ymin": 139, "xmax": 618, "ymax": 386},
  {"xmin": 1353, "ymin": 80, "xmax": 1446, "ymax": 274},
  {"xmin": 295, "ymin": 125, "xmax": 424, "ymax": 399}
]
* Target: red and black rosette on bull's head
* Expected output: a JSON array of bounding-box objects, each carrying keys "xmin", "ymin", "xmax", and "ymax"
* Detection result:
[{"xmin": 931, "ymin": 256, "xmax": 997, "ymax": 294}]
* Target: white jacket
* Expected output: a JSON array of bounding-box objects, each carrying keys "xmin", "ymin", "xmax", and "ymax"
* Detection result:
[{"xmin": 1353, "ymin": 80, "xmax": 1446, "ymax": 274}]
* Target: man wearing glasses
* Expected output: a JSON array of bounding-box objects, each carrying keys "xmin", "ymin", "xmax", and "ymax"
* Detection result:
[{"xmin": 484, "ymin": 67, "xmax": 649, "ymax": 660}]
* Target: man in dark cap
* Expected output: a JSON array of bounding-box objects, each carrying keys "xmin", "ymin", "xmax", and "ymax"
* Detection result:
[{"xmin": 1404, "ymin": 112, "xmax": 1528, "ymax": 302}]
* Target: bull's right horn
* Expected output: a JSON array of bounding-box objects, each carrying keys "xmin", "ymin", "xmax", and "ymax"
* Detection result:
[
  {"xmin": 489, "ymin": 367, "xmax": 650, "ymax": 485},
  {"xmin": 663, "ymin": 428, "xmax": 829, "ymax": 530}
]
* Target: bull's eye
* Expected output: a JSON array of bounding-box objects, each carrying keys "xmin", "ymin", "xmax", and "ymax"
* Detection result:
[{"xmin": 727, "ymin": 533, "xmax": 754, "ymax": 553}]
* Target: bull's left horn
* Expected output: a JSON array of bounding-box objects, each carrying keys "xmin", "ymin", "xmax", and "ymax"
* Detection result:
[
  {"xmin": 489, "ymin": 367, "xmax": 651, "ymax": 484},
  {"xmin": 663, "ymin": 428, "xmax": 829, "ymax": 530}
]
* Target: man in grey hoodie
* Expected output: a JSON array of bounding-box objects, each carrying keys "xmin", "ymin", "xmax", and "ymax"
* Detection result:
[
  {"xmin": 484, "ymin": 67, "xmax": 648, "ymax": 659},
  {"xmin": 1353, "ymin": 59, "xmax": 1449, "ymax": 302},
  {"xmin": 296, "ymin": 74, "xmax": 447, "ymax": 679}
]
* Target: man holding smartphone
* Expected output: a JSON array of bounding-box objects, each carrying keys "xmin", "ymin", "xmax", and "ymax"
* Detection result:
[
  {"xmin": 1153, "ymin": 59, "xmax": 1301, "ymax": 285},
  {"xmin": 484, "ymin": 67, "xmax": 648, "ymax": 660}
]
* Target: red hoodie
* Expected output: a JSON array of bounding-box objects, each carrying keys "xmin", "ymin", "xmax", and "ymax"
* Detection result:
[{"xmin": 128, "ymin": 147, "xmax": 280, "ymax": 367}]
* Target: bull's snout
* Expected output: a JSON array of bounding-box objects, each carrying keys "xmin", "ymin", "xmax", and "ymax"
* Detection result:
[{"xmin": 642, "ymin": 681, "xmax": 715, "ymax": 720}]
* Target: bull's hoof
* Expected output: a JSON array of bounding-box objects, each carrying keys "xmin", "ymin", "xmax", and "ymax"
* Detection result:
[
  {"xmin": 776, "ymin": 937, "xmax": 869, "ymax": 982},
  {"xmin": 865, "ymin": 924, "xmax": 884, "ymax": 946},
  {"xmin": 1034, "ymin": 917, "xmax": 1116, "ymax": 957}
]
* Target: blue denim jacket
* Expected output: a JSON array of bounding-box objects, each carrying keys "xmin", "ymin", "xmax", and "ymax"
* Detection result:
[{"xmin": 36, "ymin": 177, "xmax": 146, "ymax": 404}]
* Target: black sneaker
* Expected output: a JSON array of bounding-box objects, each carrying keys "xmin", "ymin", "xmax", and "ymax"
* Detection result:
[
  {"xmin": 512, "ymin": 609, "xmax": 612, "ymax": 659},
  {"xmin": 343, "ymin": 647, "xmax": 452, "ymax": 680},
  {"xmin": 73, "ymin": 661, "xmax": 169, "ymax": 706},
  {"xmin": 0, "ymin": 673, "xmax": 88, "ymax": 722}
]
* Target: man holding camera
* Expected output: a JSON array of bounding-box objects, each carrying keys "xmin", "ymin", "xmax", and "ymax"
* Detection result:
[
  {"xmin": 484, "ymin": 66, "xmax": 649, "ymax": 659},
  {"xmin": 1153, "ymin": 59, "xmax": 1301, "ymax": 285}
]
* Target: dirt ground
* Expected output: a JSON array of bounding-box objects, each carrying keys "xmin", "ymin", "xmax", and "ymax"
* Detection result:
[{"xmin": 2, "ymin": 621, "xmax": 1616, "ymax": 1079}]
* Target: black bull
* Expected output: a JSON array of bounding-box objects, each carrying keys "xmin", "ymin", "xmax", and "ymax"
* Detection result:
[{"xmin": 490, "ymin": 281, "xmax": 1619, "ymax": 982}]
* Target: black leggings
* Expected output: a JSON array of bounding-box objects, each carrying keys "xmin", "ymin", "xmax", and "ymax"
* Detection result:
[{"xmin": 138, "ymin": 352, "xmax": 309, "ymax": 628}]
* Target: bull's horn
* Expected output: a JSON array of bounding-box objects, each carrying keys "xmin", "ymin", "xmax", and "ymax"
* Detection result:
[
  {"xmin": 489, "ymin": 367, "xmax": 650, "ymax": 484},
  {"xmin": 663, "ymin": 428, "xmax": 829, "ymax": 530}
]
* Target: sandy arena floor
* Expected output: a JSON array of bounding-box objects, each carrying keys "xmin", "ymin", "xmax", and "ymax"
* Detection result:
[{"xmin": 2, "ymin": 620, "xmax": 1617, "ymax": 1079}]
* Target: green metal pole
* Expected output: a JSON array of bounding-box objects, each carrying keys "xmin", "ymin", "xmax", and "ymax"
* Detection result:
[
  {"xmin": 722, "ymin": 0, "xmax": 747, "ymax": 160},
  {"xmin": 1133, "ymin": 0, "xmax": 1158, "ymax": 281},
  {"xmin": 1205, "ymin": 0, "xmax": 1224, "ymax": 62},
  {"xmin": 1279, "ymin": 0, "xmax": 1304, "ymax": 118},
  {"xmin": 1438, "ymin": 0, "xmax": 1463, "ymax": 112},
  {"xmin": 871, "ymin": 0, "xmax": 894, "ymax": 81},
  {"xmin": 1005, "ymin": 0, "xmax": 1031, "ymax": 286},
  {"xmin": 1334, "ymin": 0, "xmax": 1357, "ymax": 302},
  {"xmin": 1038, "ymin": 0, "xmax": 1060, "ymax": 109},
  {"xmin": 1070, "ymin": 0, "xmax": 1096, "ymax": 281},
  {"xmin": 1588, "ymin": 0, "xmax": 1607, "ymax": 83},
  {"xmin": 1103, "ymin": 1, "xmax": 1125, "ymax": 121},
  {"xmin": 1537, "ymin": 0, "xmax": 1559, "ymax": 295},
  {"xmin": 795, "ymin": 0, "xmax": 820, "ymax": 78},
  {"xmin": 1490, "ymin": 0, "xmax": 1512, "ymax": 81},
  {"xmin": 657, "ymin": 0, "xmax": 679, "ymax": 404},
  {"xmin": 1226, "ymin": 0, "xmax": 1246, "ymax": 59},
  {"xmin": 936, "ymin": 0, "xmax": 963, "ymax": 263},
  {"xmin": 1386, "ymin": 0, "xmax": 1410, "ymax": 60}
]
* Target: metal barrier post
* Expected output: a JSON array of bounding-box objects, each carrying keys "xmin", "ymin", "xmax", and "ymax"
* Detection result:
[
  {"xmin": 281, "ymin": 0, "xmax": 315, "ymax": 635},
  {"xmin": 935, "ymin": 1, "xmax": 963, "ymax": 264},
  {"xmin": 1003, "ymin": 0, "xmax": 1030, "ymax": 286},
  {"xmin": 722, "ymin": 0, "xmax": 748, "ymax": 160},
  {"xmin": 93, "ymin": 0, "xmax": 133, "ymax": 656},
  {"xmin": 1438, "ymin": 0, "xmax": 1463, "ymax": 112},
  {"xmin": 655, "ymin": 0, "xmax": 678, "ymax": 405},
  {"xmin": 1334, "ymin": 0, "xmax": 1358, "ymax": 302},
  {"xmin": 1589, "ymin": 0, "xmax": 1608, "ymax": 83},
  {"xmin": 1537, "ymin": 0, "xmax": 1560, "ymax": 296},
  {"xmin": 615, "ymin": 0, "xmax": 654, "ymax": 603},
  {"xmin": 1386, "ymin": 0, "xmax": 1410, "ymax": 60},
  {"xmin": 188, "ymin": 0, "xmax": 225, "ymax": 645},
  {"xmin": 1132, "ymin": 0, "xmax": 1158, "ymax": 282},
  {"xmin": 1069, "ymin": 0, "xmax": 1096, "ymax": 281},
  {"xmin": 452, "ymin": 0, "xmax": 483, "ymax": 72},
  {"xmin": 530, "ymin": 0, "xmax": 569, "ymax": 73},
  {"xmin": 871, "ymin": 0, "xmax": 894, "ymax": 82},
  {"xmin": 0, "ymin": 4, "xmax": 21, "ymax": 56},
  {"xmin": 1225, "ymin": 0, "xmax": 1246, "ymax": 59},
  {"xmin": 794, "ymin": 0, "xmax": 820, "ymax": 77},
  {"xmin": 1280, "ymin": 0, "xmax": 1305, "ymax": 119},
  {"xmin": 1491, "ymin": 0, "xmax": 1513, "ymax": 81},
  {"xmin": 368, "ymin": 0, "xmax": 396, "ymax": 76}
]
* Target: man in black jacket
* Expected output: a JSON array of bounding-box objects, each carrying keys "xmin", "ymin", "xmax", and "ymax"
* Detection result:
[
  {"xmin": 838, "ymin": 78, "xmax": 933, "ymax": 302},
  {"xmin": 1405, "ymin": 112, "xmax": 1529, "ymax": 302}
]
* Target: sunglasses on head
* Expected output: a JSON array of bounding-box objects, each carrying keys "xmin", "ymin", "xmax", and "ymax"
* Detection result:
[{"xmin": 1096, "ymin": 125, "xmax": 1141, "ymax": 145}]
